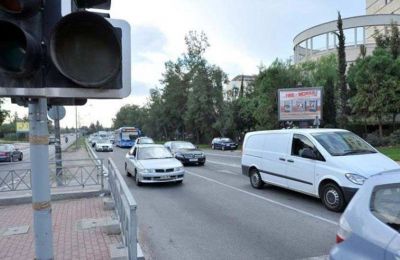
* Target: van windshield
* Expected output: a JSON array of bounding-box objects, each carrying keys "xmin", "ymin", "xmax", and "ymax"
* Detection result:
[{"xmin": 311, "ymin": 132, "xmax": 377, "ymax": 156}]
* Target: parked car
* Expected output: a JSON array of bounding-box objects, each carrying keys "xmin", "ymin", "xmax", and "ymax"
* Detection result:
[
  {"xmin": 164, "ymin": 141, "xmax": 206, "ymax": 166},
  {"xmin": 330, "ymin": 170, "xmax": 400, "ymax": 259},
  {"xmin": 211, "ymin": 137, "xmax": 238, "ymax": 150},
  {"xmin": 134, "ymin": 137, "xmax": 154, "ymax": 146},
  {"xmin": 0, "ymin": 144, "xmax": 23, "ymax": 162},
  {"xmin": 95, "ymin": 139, "xmax": 113, "ymax": 152},
  {"xmin": 49, "ymin": 135, "xmax": 56, "ymax": 144},
  {"xmin": 125, "ymin": 144, "xmax": 184, "ymax": 186},
  {"xmin": 241, "ymin": 129, "xmax": 400, "ymax": 212}
]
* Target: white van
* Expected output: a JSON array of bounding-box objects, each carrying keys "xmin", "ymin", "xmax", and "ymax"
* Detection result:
[{"xmin": 241, "ymin": 129, "xmax": 400, "ymax": 212}]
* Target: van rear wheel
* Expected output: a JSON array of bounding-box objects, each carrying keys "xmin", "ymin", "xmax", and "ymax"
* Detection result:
[
  {"xmin": 250, "ymin": 168, "xmax": 264, "ymax": 189},
  {"xmin": 321, "ymin": 183, "xmax": 345, "ymax": 212}
]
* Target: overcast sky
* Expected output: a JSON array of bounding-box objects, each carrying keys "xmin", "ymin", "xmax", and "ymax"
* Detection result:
[{"xmin": 3, "ymin": 0, "xmax": 365, "ymax": 128}]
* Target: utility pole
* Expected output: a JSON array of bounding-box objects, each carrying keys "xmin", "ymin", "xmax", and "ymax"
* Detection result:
[{"xmin": 29, "ymin": 98, "xmax": 54, "ymax": 259}]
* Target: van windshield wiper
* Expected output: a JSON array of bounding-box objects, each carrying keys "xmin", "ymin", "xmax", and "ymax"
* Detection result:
[{"xmin": 342, "ymin": 149, "xmax": 377, "ymax": 155}]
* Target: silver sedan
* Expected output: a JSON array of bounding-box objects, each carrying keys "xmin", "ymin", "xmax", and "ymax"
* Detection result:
[{"xmin": 124, "ymin": 144, "xmax": 184, "ymax": 186}]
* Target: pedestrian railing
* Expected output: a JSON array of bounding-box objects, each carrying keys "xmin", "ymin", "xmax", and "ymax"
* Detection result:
[
  {"xmin": 107, "ymin": 158, "xmax": 137, "ymax": 260},
  {"xmin": 0, "ymin": 158, "xmax": 104, "ymax": 192}
]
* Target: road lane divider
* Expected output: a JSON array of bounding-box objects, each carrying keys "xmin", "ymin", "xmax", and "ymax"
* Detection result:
[
  {"xmin": 206, "ymin": 159, "xmax": 241, "ymax": 168},
  {"xmin": 204, "ymin": 152, "xmax": 241, "ymax": 158},
  {"xmin": 185, "ymin": 170, "xmax": 338, "ymax": 226}
]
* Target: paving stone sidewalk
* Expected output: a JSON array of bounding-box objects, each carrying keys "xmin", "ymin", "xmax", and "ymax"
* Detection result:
[{"xmin": 0, "ymin": 197, "xmax": 120, "ymax": 260}]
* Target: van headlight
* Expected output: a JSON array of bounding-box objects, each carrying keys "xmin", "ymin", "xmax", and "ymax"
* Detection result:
[{"xmin": 345, "ymin": 173, "xmax": 367, "ymax": 185}]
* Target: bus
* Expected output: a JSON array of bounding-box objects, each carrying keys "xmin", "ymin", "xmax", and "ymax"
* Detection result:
[{"xmin": 114, "ymin": 127, "xmax": 141, "ymax": 148}]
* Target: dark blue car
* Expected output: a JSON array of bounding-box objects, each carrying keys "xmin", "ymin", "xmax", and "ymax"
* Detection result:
[{"xmin": 211, "ymin": 138, "xmax": 238, "ymax": 151}]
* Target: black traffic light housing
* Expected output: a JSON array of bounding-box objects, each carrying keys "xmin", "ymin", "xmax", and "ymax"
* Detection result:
[{"xmin": 0, "ymin": 0, "xmax": 131, "ymax": 103}]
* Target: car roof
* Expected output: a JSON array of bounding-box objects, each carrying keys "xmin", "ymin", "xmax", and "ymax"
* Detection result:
[
  {"xmin": 245, "ymin": 128, "xmax": 349, "ymax": 137},
  {"xmin": 135, "ymin": 144, "xmax": 163, "ymax": 148},
  {"xmin": 368, "ymin": 169, "xmax": 400, "ymax": 185}
]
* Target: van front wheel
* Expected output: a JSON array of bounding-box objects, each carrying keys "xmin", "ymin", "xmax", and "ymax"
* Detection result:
[
  {"xmin": 250, "ymin": 169, "xmax": 264, "ymax": 189},
  {"xmin": 321, "ymin": 183, "xmax": 345, "ymax": 212}
]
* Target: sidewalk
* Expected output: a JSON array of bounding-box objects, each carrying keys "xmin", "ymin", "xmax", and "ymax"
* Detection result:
[{"xmin": 0, "ymin": 197, "xmax": 120, "ymax": 259}]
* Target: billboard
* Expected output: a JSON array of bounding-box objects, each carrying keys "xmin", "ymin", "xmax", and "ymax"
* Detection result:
[
  {"xmin": 278, "ymin": 87, "xmax": 322, "ymax": 121},
  {"xmin": 16, "ymin": 122, "xmax": 30, "ymax": 133}
]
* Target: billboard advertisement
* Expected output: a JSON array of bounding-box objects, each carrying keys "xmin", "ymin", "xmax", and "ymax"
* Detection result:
[
  {"xmin": 278, "ymin": 87, "xmax": 322, "ymax": 121},
  {"xmin": 16, "ymin": 122, "xmax": 30, "ymax": 133}
]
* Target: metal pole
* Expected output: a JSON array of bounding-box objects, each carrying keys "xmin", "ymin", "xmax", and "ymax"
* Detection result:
[
  {"xmin": 29, "ymin": 98, "xmax": 54, "ymax": 260},
  {"xmin": 54, "ymin": 107, "xmax": 63, "ymax": 186},
  {"xmin": 75, "ymin": 106, "xmax": 78, "ymax": 150}
]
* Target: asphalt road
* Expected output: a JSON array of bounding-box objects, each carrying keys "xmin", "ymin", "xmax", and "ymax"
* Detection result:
[
  {"xmin": 95, "ymin": 147, "xmax": 341, "ymax": 260},
  {"xmin": 0, "ymin": 134, "xmax": 76, "ymax": 169}
]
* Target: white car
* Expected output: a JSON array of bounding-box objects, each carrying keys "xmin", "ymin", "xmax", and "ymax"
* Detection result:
[
  {"xmin": 95, "ymin": 139, "xmax": 113, "ymax": 152},
  {"xmin": 330, "ymin": 170, "xmax": 400, "ymax": 259},
  {"xmin": 241, "ymin": 129, "xmax": 400, "ymax": 212},
  {"xmin": 124, "ymin": 144, "xmax": 184, "ymax": 186}
]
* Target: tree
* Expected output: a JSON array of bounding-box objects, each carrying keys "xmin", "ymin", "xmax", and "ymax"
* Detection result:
[
  {"xmin": 348, "ymin": 48, "xmax": 400, "ymax": 137},
  {"xmin": 336, "ymin": 12, "xmax": 348, "ymax": 128},
  {"xmin": 0, "ymin": 99, "xmax": 9, "ymax": 126}
]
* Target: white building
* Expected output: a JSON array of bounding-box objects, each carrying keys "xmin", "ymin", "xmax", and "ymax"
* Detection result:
[
  {"xmin": 293, "ymin": 0, "xmax": 400, "ymax": 64},
  {"xmin": 224, "ymin": 75, "xmax": 256, "ymax": 100}
]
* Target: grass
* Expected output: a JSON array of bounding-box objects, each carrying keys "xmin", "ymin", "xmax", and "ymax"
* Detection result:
[{"xmin": 378, "ymin": 146, "xmax": 400, "ymax": 161}]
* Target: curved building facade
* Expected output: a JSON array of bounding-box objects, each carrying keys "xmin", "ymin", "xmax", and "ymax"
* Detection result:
[{"xmin": 293, "ymin": 14, "xmax": 400, "ymax": 64}]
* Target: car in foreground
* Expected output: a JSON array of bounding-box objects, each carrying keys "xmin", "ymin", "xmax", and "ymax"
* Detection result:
[
  {"xmin": 134, "ymin": 137, "xmax": 154, "ymax": 146},
  {"xmin": 330, "ymin": 170, "xmax": 400, "ymax": 259},
  {"xmin": 211, "ymin": 137, "xmax": 238, "ymax": 150},
  {"xmin": 0, "ymin": 144, "xmax": 23, "ymax": 162},
  {"xmin": 164, "ymin": 141, "xmax": 206, "ymax": 166},
  {"xmin": 125, "ymin": 144, "xmax": 184, "ymax": 186},
  {"xmin": 95, "ymin": 139, "xmax": 113, "ymax": 152},
  {"xmin": 241, "ymin": 129, "xmax": 400, "ymax": 212}
]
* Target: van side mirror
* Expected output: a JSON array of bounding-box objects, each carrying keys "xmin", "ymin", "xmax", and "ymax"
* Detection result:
[{"xmin": 301, "ymin": 148, "xmax": 316, "ymax": 159}]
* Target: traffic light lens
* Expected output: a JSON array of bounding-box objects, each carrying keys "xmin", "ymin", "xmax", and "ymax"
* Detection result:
[
  {"xmin": 0, "ymin": 21, "xmax": 26, "ymax": 73},
  {"xmin": 51, "ymin": 12, "xmax": 121, "ymax": 87},
  {"xmin": 0, "ymin": 0, "xmax": 23, "ymax": 14}
]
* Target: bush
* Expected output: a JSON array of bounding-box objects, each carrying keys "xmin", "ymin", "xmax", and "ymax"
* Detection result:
[
  {"xmin": 389, "ymin": 129, "xmax": 400, "ymax": 146},
  {"xmin": 365, "ymin": 132, "xmax": 390, "ymax": 147}
]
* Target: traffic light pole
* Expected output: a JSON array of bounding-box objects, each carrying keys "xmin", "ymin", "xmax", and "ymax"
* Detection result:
[{"xmin": 29, "ymin": 98, "xmax": 54, "ymax": 260}]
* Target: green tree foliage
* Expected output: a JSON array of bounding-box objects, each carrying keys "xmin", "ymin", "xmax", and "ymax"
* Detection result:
[
  {"xmin": 336, "ymin": 12, "xmax": 348, "ymax": 128},
  {"xmin": 348, "ymin": 48, "xmax": 400, "ymax": 137},
  {"xmin": 112, "ymin": 104, "xmax": 147, "ymax": 130}
]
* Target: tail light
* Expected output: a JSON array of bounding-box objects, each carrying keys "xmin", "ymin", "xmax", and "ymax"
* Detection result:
[{"xmin": 336, "ymin": 216, "xmax": 351, "ymax": 244}]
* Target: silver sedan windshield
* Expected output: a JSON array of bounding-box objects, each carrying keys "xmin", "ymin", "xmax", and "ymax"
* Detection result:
[{"xmin": 138, "ymin": 147, "xmax": 173, "ymax": 160}]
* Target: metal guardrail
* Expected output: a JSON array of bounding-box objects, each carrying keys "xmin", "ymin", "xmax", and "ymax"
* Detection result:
[
  {"xmin": 0, "ymin": 159, "xmax": 104, "ymax": 192},
  {"xmin": 107, "ymin": 158, "xmax": 137, "ymax": 260}
]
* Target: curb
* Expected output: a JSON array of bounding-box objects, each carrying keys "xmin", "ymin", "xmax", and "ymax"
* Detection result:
[{"xmin": 0, "ymin": 189, "xmax": 110, "ymax": 206}]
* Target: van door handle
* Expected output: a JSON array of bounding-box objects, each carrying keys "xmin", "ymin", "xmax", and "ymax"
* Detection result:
[
  {"xmin": 287, "ymin": 159, "xmax": 294, "ymax": 163},
  {"xmin": 279, "ymin": 158, "xmax": 286, "ymax": 161}
]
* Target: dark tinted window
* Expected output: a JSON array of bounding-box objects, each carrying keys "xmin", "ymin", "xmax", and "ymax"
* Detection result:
[
  {"xmin": 371, "ymin": 183, "xmax": 400, "ymax": 232},
  {"xmin": 291, "ymin": 134, "xmax": 315, "ymax": 157}
]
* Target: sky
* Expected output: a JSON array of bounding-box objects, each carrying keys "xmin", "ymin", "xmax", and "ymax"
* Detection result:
[{"xmin": 3, "ymin": 0, "xmax": 365, "ymax": 128}]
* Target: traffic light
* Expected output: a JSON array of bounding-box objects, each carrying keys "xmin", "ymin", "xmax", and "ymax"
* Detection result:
[{"xmin": 0, "ymin": 0, "xmax": 131, "ymax": 102}]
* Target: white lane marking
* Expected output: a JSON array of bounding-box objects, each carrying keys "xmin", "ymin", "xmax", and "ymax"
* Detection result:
[
  {"xmin": 204, "ymin": 152, "xmax": 241, "ymax": 158},
  {"xmin": 298, "ymin": 255, "xmax": 329, "ymax": 260},
  {"xmin": 186, "ymin": 170, "xmax": 338, "ymax": 226},
  {"xmin": 217, "ymin": 169, "xmax": 238, "ymax": 175},
  {"xmin": 207, "ymin": 159, "xmax": 241, "ymax": 168}
]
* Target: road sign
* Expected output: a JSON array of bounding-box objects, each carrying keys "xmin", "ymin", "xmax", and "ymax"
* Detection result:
[
  {"xmin": 48, "ymin": 106, "xmax": 66, "ymax": 121},
  {"xmin": 0, "ymin": 0, "xmax": 131, "ymax": 101},
  {"xmin": 16, "ymin": 122, "xmax": 30, "ymax": 133}
]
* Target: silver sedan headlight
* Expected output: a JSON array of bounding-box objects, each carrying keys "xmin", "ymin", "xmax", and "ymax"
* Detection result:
[
  {"xmin": 138, "ymin": 168, "xmax": 155, "ymax": 174},
  {"xmin": 174, "ymin": 166, "xmax": 184, "ymax": 172}
]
